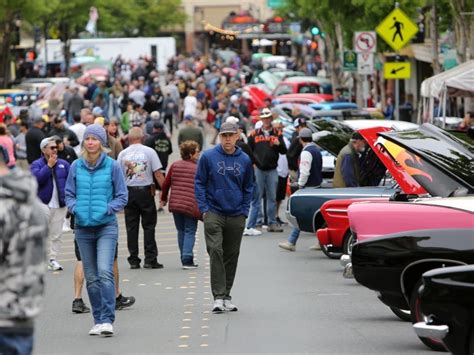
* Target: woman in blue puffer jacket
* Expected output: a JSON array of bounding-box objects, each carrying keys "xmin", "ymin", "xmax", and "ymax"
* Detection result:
[{"xmin": 65, "ymin": 124, "xmax": 128, "ymax": 337}]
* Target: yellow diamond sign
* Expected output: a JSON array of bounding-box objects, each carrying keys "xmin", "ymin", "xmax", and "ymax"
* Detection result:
[
  {"xmin": 384, "ymin": 62, "xmax": 411, "ymax": 79},
  {"xmin": 376, "ymin": 8, "xmax": 418, "ymax": 51}
]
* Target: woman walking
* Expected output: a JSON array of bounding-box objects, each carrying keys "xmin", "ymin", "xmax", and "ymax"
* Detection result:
[
  {"xmin": 160, "ymin": 140, "xmax": 201, "ymax": 269},
  {"xmin": 65, "ymin": 124, "xmax": 128, "ymax": 337}
]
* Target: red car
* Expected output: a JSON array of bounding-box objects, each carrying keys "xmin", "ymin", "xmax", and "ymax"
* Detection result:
[
  {"xmin": 272, "ymin": 76, "xmax": 332, "ymax": 96},
  {"xmin": 316, "ymin": 126, "xmax": 427, "ymax": 259}
]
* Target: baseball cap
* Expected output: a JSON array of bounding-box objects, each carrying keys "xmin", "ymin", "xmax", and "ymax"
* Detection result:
[
  {"xmin": 184, "ymin": 114, "xmax": 193, "ymax": 121},
  {"xmin": 40, "ymin": 137, "xmax": 56, "ymax": 150},
  {"xmin": 293, "ymin": 117, "xmax": 307, "ymax": 128},
  {"xmin": 153, "ymin": 121, "xmax": 164, "ymax": 130},
  {"xmin": 225, "ymin": 116, "xmax": 239, "ymax": 124},
  {"xmin": 92, "ymin": 106, "xmax": 103, "ymax": 116},
  {"xmin": 219, "ymin": 122, "xmax": 238, "ymax": 135},
  {"xmin": 150, "ymin": 111, "xmax": 160, "ymax": 119},
  {"xmin": 351, "ymin": 132, "xmax": 364, "ymax": 140},
  {"xmin": 298, "ymin": 127, "xmax": 312, "ymax": 139},
  {"xmin": 260, "ymin": 108, "xmax": 272, "ymax": 119}
]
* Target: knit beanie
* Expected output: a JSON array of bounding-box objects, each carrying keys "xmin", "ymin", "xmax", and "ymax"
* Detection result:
[{"xmin": 83, "ymin": 124, "xmax": 107, "ymax": 147}]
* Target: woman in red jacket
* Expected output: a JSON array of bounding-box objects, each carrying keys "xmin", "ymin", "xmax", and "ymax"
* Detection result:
[{"xmin": 160, "ymin": 140, "xmax": 201, "ymax": 269}]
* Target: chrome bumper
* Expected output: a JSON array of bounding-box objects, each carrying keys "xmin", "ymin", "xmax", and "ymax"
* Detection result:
[
  {"xmin": 413, "ymin": 322, "xmax": 449, "ymax": 340},
  {"xmin": 340, "ymin": 254, "xmax": 351, "ymax": 267},
  {"xmin": 285, "ymin": 210, "xmax": 299, "ymax": 229},
  {"xmin": 343, "ymin": 262, "xmax": 353, "ymax": 279}
]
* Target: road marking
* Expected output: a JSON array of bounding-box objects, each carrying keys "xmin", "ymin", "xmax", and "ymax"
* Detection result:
[
  {"xmin": 185, "ymin": 297, "xmax": 194, "ymax": 301},
  {"xmin": 180, "ymin": 286, "xmax": 188, "ymax": 289},
  {"xmin": 154, "ymin": 283, "xmax": 162, "ymax": 286},
  {"xmin": 316, "ymin": 293, "xmax": 350, "ymax": 296},
  {"xmin": 184, "ymin": 311, "xmax": 192, "ymax": 314},
  {"xmin": 201, "ymin": 325, "xmax": 209, "ymax": 329},
  {"xmin": 200, "ymin": 344, "xmax": 208, "ymax": 347},
  {"xmin": 122, "ymin": 279, "xmax": 130, "ymax": 282},
  {"xmin": 178, "ymin": 344, "xmax": 188, "ymax": 348},
  {"xmin": 182, "ymin": 319, "xmax": 192, "ymax": 322},
  {"xmin": 181, "ymin": 326, "xmax": 190, "ymax": 329},
  {"xmin": 165, "ymin": 287, "xmax": 173, "ymax": 290},
  {"xmin": 138, "ymin": 283, "xmax": 146, "ymax": 286},
  {"xmin": 180, "ymin": 335, "xmax": 189, "ymax": 339},
  {"xmin": 201, "ymin": 334, "xmax": 208, "ymax": 337},
  {"xmin": 188, "ymin": 292, "xmax": 195, "ymax": 295}
]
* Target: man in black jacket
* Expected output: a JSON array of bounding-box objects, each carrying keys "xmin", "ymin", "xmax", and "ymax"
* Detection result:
[
  {"xmin": 247, "ymin": 108, "xmax": 287, "ymax": 232},
  {"xmin": 25, "ymin": 117, "xmax": 46, "ymax": 164}
]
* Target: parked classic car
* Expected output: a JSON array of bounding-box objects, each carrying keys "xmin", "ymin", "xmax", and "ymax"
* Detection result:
[
  {"xmin": 272, "ymin": 93, "xmax": 333, "ymax": 105},
  {"xmin": 316, "ymin": 126, "xmax": 426, "ymax": 259},
  {"xmin": 413, "ymin": 265, "xmax": 474, "ymax": 354},
  {"xmin": 351, "ymin": 227, "xmax": 474, "ymax": 351},
  {"xmin": 273, "ymin": 76, "xmax": 332, "ymax": 96}
]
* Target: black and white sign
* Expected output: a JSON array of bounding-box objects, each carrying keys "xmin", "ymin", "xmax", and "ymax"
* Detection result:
[
  {"xmin": 357, "ymin": 53, "xmax": 374, "ymax": 75},
  {"xmin": 354, "ymin": 31, "xmax": 377, "ymax": 53}
]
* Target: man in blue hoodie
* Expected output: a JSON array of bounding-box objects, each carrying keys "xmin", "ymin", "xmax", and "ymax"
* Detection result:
[{"xmin": 195, "ymin": 121, "xmax": 253, "ymax": 313}]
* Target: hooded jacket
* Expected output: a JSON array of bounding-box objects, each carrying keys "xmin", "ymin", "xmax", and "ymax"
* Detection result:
[
  {"xmin": 195, "ymin": 145, "xmax": 253, "ymax": 217},
  {"xmin": 0, "ymin": 169, "xmax": 48, "ymax": 332}
]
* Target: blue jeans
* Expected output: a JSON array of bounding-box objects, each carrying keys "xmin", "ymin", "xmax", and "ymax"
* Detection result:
[
  {"xmin": 172, "ymin": 213, "xmax": 198, "ymax": 265},
  {"xmin": 288, "ymin": 227, "xmax": 300, "ymax": 245},
  {"xmin": 246, "ymin": 182, "xmax": 262, "ymax": 229},
  {"xmin": 75, "ymin": 221, "xmax": 118, "ymax": 325},
  {"xmin": 255, "ymin": 168, "xmax": 278, "ymax": 226},
  {"xmin": 0, "ymin": 333, "xmax": 33, "ymax": 355}
]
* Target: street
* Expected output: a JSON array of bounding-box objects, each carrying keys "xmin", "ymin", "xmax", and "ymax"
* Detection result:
[{"xmin": 35, "ymin": 213, "xmax": 432, "ymax": 354}]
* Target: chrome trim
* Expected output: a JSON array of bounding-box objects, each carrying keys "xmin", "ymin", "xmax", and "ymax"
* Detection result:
[
  {"xmin": 325, "ymin": 208, "xmax": 348, "ymax": 213},
  {"xmin": 285, "ymin": 211, "xmax": 299, "ymax": 229},
  {"xmin": 413, "ymin": 322, "xmax": 449, "ymax": 340}
]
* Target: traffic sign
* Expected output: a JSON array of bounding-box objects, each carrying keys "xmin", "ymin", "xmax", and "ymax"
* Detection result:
[
  {"xmin": 343, "ymin": 50, "xmax": 357, "ymax": 71},
  {"xmin": 384, "ymin": 62, "xmax": 411, "ymax": 79},
  {"xmin": 354, "ymin": 31, "xmax": 377, "ymax": 53},
  {"xmin": 376, "ymin": 8, "xmax": 418, "ymax": 51},
  {"xmin": 357, "ymin": 53, "xmax": 374, "ymax": 75}
]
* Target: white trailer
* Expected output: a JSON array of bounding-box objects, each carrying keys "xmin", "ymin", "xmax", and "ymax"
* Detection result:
[{"xmin": 38, "ymin": 37, "xmax": 176, "ymax": 71}]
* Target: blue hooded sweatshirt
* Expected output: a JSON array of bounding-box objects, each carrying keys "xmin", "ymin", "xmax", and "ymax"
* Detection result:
[{"xmin": 195, "ymin": 144, "xmax": 253, "ymax": 217}]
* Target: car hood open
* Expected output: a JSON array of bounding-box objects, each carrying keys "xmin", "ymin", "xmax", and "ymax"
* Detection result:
[
  {"xmin": 377, "ymin": 123, "xmax": 473, "ymax": 197},
  {"xmin": 358, "ymin": 126, "xmax": 427, "ymax": 195}
]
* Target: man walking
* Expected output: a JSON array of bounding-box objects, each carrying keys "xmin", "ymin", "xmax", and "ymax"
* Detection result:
[
  {"xmin": 278, "ymin": 128, "xmax": 323, "ymax": 251},
  {"xmin": 248, "ymin": 108, "xmax": 287, "ymax": 232},
  {"xmin": 0, "ymin": 145, "xmax": 48, "ymax": 354},
  {"xmin": 195, "ymin": 121, "xmax": 253, "ymax": 313},
  {"xmin": 117, "ymin": 127, "xmax": 165, "ymax": 269},
  {"xmin": 25, "ymin": 117, "xmax": 46, "ymax": 164},
  {"xmin": 30, "ymin": 137, "xmax": 70, "ymax": 271},
  {"xmin": 178, "ymin": 114, "xmax": 204, "ymax": 149}
]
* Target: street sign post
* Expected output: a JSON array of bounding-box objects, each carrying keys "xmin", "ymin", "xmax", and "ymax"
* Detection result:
[
  {"xmin": 354, "ymin": 31, "xmax": 377, "ymax": 53},
  {"xmin": 357, "ymin": 53, "xmax": 374, "ymax": 75},
  {"xmin": 384, "ymin": 62, "xmax": 411, "ymax": 79},
  {"xmin": 376, "ymin": 8, "xmax": 418, "ymax": 51},
  {"xmin": 343, "ymin": 50, "xmax": 357, "ymax": 71}
]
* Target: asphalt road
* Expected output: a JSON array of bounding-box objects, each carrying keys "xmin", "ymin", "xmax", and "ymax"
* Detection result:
[{"xmin": 34, "ymin": 212, "xmax": 433, "ymax": 355}]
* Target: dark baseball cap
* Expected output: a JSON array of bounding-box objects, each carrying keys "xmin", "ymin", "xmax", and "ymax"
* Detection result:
[
  {"xmin": 351, "ymin": 132, "xmax": 364, "ymax": 140},
  {"xmin": 153, "ymin": 121, "xmax": 164, "ymax": 129},
  {"xmin": 219, "ymin": 122, "xmax": 239, "ymax": 134}
]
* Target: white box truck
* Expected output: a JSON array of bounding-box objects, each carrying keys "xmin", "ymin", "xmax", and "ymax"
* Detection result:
[{"xmin": 38, "ymin": 37, "xmax": 176, "ymax": 72}]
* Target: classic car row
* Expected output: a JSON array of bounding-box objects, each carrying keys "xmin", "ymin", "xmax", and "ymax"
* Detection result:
[{"xmin": 285, "ymin": 123, "xmax": 474, "ymax": 353}]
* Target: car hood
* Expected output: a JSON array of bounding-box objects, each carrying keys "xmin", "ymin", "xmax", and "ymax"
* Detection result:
[
  {"xmin": 358, "ymin": 127, "xmax": 427, "ymax": 196},
  {"xmin": 378, "ymin": 123, "xmax": 473, "ymax": 197}
]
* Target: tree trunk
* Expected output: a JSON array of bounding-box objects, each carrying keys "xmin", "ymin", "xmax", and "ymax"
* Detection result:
[
  {"xmin": 325, "ymin": 33, "xmax": 339, "ymax": 93},
  {"xmin": 431, "ymin": 1, "xmax": 441, "ymax": 74},
  {"xmin": 1, "ymin": 13, "xmax": 12, "ymax": 87}
]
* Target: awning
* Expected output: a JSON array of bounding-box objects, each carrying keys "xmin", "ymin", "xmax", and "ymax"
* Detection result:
[{"xmin": 420, "ymin": 60, "xmax": 474, "ymax": 99}]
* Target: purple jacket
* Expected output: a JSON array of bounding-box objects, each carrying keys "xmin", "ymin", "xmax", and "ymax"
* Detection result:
[{"xmin": 30, "ymin": 156, "xmax": 70, "ymax": 207}]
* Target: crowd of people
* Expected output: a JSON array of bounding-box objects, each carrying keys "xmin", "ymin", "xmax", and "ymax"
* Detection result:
[{"xmin": 0, "ymin": 52, "xmax": 377, "ymax": 352}]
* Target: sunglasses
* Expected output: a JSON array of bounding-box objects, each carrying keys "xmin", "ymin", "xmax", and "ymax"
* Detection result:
[{"xmin": 48, "ymin": 146, "xmax": 58, "ymax": 150}]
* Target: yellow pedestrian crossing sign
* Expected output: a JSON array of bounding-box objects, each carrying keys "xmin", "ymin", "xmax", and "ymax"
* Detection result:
[
  {"xmin": 376, "ymin": 8, "xmax": 418, "ymax": 51},
  {"xmin": 384, "ymin": 62, "xmax": 411, "ymax": 79}
]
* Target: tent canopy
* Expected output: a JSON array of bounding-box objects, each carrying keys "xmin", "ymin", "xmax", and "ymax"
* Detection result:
[{"xmin": 420, "ymin": 60, "xmax": 474, "ymax": 99}]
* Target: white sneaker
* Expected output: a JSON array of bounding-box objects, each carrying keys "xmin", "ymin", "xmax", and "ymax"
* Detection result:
[
  {"xmin": 48, "ymin": 259, "xmax": 63, "ymax": 271},
  {"xmin": 89, "ymin": 324, "xmax": 102, "ymax": 336},
  {"xmin": 278, "ymin": 242, "xmax": 296, "ymax": 251},
  {"xmin": 224, "ymin": 300, "xmax": 238, "ymax": 312},
  {"xmin": 243, "ymin": 228, "xmax": 262, "ymax": 236},
  {"xmin": 212, "ymin": 299, "xmax": 225, "ymax": 313},
  {"xmin": 100, "ymin": 323, "xmax": 114, "ymax": 337}
]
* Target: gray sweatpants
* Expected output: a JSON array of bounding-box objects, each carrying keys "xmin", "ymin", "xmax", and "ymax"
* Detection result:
[{"xmin": 203, "ymin": 212, "xmax": 246, "ymax": 300}]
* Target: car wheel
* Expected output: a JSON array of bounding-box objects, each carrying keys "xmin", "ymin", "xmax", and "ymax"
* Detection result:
[
  {"xmin": 342, "ymin": 231, "xmax": 355, "ymax": 256},
  {"xmin": 410, "ymin": 280, "xmax": 447, "ymax": 352},
  {"xmin": 389, "ymin": 306, "xmax": 411, "ymax": 322},
  {"xmin": 321, "ymin": 244, "xmax": 343, "ymax": 259}
]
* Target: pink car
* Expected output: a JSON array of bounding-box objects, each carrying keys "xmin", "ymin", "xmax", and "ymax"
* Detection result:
[{"xmin": 348, "ymin": 197, "xmax": 474, "ymax": 243}]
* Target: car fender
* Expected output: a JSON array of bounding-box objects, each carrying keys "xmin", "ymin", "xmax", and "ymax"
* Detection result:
[
  {"xmin": 313, "ymin": 210, "xmax": 325, "ymax": 233},
  {"xmin": 400, "ymin": 259, "xmax": 467, "ymax": 305}
]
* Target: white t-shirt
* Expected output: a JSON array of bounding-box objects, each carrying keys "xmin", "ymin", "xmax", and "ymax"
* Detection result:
[
  {"xmin": 48, "ymin": 178, "xmax": 60, "ymax": 208},
  {"xmin": 117, "ymin": 143, "xmax": 162, "ymax": 186},
  {"xmin": 183, "ymin": 96, "xmax": 197, "ymax": 118}
]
